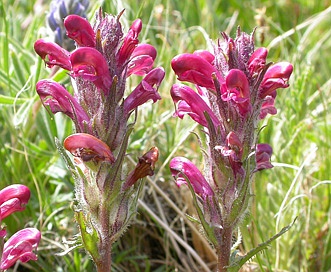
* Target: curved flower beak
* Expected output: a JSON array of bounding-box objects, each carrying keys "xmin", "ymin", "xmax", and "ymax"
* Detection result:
[
  {"xmin": 170, "ymin": 83, "xmax": 220, "ymax": 128},
  {"xmin": 123, "ymin": 147, "xmax": 159, "ymax": 190},
  {"xmin": 117, "ymin": 19, "xmax": 142, "ymax": 67},
  {"xmin": 70, "ymin": 47, "xmax": 112, "ymax": 93},
  {"xmin": 259, "ymin": 62, "xmax": 293, "ymax": 98},
  {"xmin": 36, "ymin": 79, "xmax": 90, "ymax": 131},
  {"xmin": 170, "ymin": 157, "xmax": 214, "ymax": 200},
  {"xmin": 255, "ymin": 143, "xmax": 273, "ymax": 171},
  {"xmin": 0, "ymin": 228, "xmax": 41, "ymax": 270},
  {"xmin": 64, "ymin": 133, "xmax": 115, "ymax": 163},
  {"xmin": 171, "ymin": 53, "xmax": 222, "ymax": 91},
  {"xmin": 34, "ymin": 39, "xmax": 71, "ymax": 70},
  {"xmin": 64, "ymin": 14, "xmax": 96, "ymax": 47},
  {"xmin": 124, "ymin": 67, "xmax": 164, "ymax": 115},
  {"xmin": 0, "ymin": 184, "xmax": 30, "ymax": 220}
]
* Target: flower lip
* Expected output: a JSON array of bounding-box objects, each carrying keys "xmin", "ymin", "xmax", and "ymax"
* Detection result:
[{"xmin": 63, "ymin": 133, "xmax": 115, "ymax": 163}]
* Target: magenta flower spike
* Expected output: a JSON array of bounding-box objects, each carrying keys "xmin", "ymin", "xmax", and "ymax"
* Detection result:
[
  {"xmin": 170, "ymin": 157, "xmax": 214, "ymax": 200},
  {"xmin": 63, "ymin": 133, "xmax": 115, "ymax": 163},
  {"xmin": 34, "ymin": 39, "xmax": 71, "ymax": 70},
  {"xmin": 36, "ymin": 79, "xmax": 90, "ymax": 131},
  {"xmin": 170, "ymin": 83, "xmax": 221, "ymax": 128},
  {"xmin": 35, "ymin": 9, "xmax": 163, "ymax": 271},
  {"xmin": 0, "ymin": 228, "xmax": 41, "ymax": 270},
  {"xmin": 64, "ymin": 14, "xmax": 96, "ymax": 47},
  {"xmin": 170, "ymin": 27, "xmax": 293, "ymax": 271},
  {"xmin": 0, "ymin": 184, "xmax": 30, "ymax": 220}
]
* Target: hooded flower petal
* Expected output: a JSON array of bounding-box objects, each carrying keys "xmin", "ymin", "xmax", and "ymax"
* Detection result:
[
  {"xmin": 36, "ymin": 79, "xmax": 89, "ymax": 130},
  {"xmin": 170, "ymin": 157, "xmax": 214, "ymax": 200},
  {"xmin": 123, "ymin": 147, "xmax": 159, "ymax": 190},
  {"xmin": 127, "ymin": 44, "xmax": 157, "ymax": 76},
  {"xmin": 34, "ymin": 39, "xmax": 71, "ymax": 70},
  {"xmin": 0, "ymin": 185, "xmax": 30, "ymax": 220},
  {"xmin": 64, "ymin": 133, "xmax": 115, "ymax": 163},
  {"xmin": 171, "ymin": 83, "xmax": 220, "ymax": 128},
  {"xmin": 123, "ymin": 67, "xmax": 164, "ymax": 115},
  {"xmin": 259, "ymin": 62, "xmax": 293, "ymax": 98},
  {"xmin": 0, "ymin": 228, "xmax": 41, "ymax": 270},
  {"xmin": 171, "ymin": 53, "xmax": 222, "ymax": 91},
  {"xmin": 64, "ymin": 14, "xmax": 96, "ymax": 47},
  {"xmin": 70, "ymin": 47, "xmax": 112, "ymax": 93},
  {"xmin": 117, "ymin": 19, "xmax": 142, "ymax": 67},
  {"xmin": 255, "ymin": 143, "xmax": 273, "ymax": 171}
]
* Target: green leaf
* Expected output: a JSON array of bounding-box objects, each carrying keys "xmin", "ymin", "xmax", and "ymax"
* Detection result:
[{"xmin": 227, "ymin": 217, "xmax": 297, "ymax": 272}]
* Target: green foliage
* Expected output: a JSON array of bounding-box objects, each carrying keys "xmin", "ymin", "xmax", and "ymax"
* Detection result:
[{"xmin": 0, "ymin": 0, "xmax": 330, "ymax": 271}]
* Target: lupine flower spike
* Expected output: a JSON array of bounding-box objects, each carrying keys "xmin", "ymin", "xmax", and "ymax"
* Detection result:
[
  {"xmin": 170, "ymin": 28, "xmax": 293, "ymax": 271},
  {"xmin": 35, "ymin": 8, "xmax": 164, "ymax": 271}
]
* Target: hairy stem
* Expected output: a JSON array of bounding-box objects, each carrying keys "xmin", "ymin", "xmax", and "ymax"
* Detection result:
[{"xmin": 217, "ymin": 226, "xmax": 233, "ymax": 272}]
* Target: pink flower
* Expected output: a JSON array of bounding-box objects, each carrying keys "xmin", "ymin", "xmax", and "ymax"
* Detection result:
[
  {"xmin": 34, "ymin": 39, "xmax": 71, "ymax": 70},
  {"xmin": 170, "ymin": 157, "xmax": 214, "ymax": 200},
  {"xmin": 259, "ymin": 62, "xmax": 293, "ymax": 98},
  {"xmin": 171, "ymin": 53, "xmax": 222, "ymax": 91},
  {"xmin": 117, "ymin": 19, "xmax": 142, "ymax": 67},
  {"xmin": 70, "ymin": 47, "xmax": 112, "ymax": 93},
  {"xmin": 63, "ymin": 133, "xmax": 115, "ymax": 163},
  {"xmin": 64, "ymin": 14, "xmax": 96, "ymax": 47},
  {"xmin": 221, "ymin": 69, "xmax": 251, "ymax": 115},
  {"xmin": 0, "ymin": 228, "xmax": 41, "ymax": 270},
  {"xmin": 127, "ymin": 44, "xmax": 157, "ymax": 76},
  {"xmin": 170, "ymin": 83, "xmax": 221, "ymax": 128},
  {"xmin": 0, "ymin": 184, "xmax": 30, "ymax": 220},
  {"xmin": 36, "ymin": 79, "xmax": 90, "ymax": 132},
  {"xmin": 255, "ymin": 143, "xmax": 273, "ymax": 171},
  {"xmin": 124, "ymin": 67, "xmax": 164, "ymax": 115}
]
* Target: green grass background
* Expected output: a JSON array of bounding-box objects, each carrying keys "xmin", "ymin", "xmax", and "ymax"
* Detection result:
[{"xmin": 0, "ymin": 0, "xmax": 330, "ymax": 271}]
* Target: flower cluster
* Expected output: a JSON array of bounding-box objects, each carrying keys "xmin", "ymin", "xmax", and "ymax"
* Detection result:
[
  {"xmin": 0, "ymin": 185, "xmax": 41, "ymax": 270},
  {"xmin": 170, "ymin": 28, "xmax": 293, "ymax": 270},
  {"xmin": 34, "ymin": 9, "xmax": 163, "ymax": 270}
]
